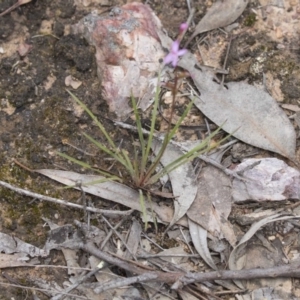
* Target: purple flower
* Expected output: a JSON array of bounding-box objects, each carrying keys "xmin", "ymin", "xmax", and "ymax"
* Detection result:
[
  {"xmin": 179, "ymin": 22, "xmax": 188, "ymax": 33},
  {"xmin": 163, "ymin": 40, "xmax": 187, "ymax": 67}
]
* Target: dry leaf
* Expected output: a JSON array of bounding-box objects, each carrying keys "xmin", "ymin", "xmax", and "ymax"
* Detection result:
[
  {"xmin": 151, "ymin": 139, "xmax": 198, "ymax": 230},
  {"xmin": 124, "ymin": 220, "xmax": 141, "ymax": 259},
  {"xmin": 0, "ymin": 253, "xmax": 30, "ymax": 268},
  {"xmin": 237, "ymin": 241, "xmax": 293, "ymax": 299},
  {"xmin": 234, "ymin": 209, "xmax": 278, "ymax": 226},
  {"xmin": 144, "ymin": 281, "xmax": 178, "ymax": 300},
  {"xmin": 43, "ymin": 218, "xmax": 82, "ymax": 276},
  {"xmin": 232, "ymin": 158, "xmax": 300, "ymax": 202},
  {"xmin": 36, "ymin": 169, "xmax": 188, "ymax": 227},
  {"xmin": 228, "ymin": 214, "xmax": 299, "ymax": 272},
  {"xmin": 0, "ymin": 232, "xmax": 48, "ymax": 257},
  {"xmin": 89, "ymin": 256, "xmax": 136, "ymax": 300},
  {"xmin": 250, "ymin": 287, "xmax": 291, "ymax": 300},
  {"xmin": 157, "ymin": 246, "xmax": 189, "ymax": 265},
  {"xmin": 228, "ymin": 213, "xmax": 299, "ymax": 293},
  {"xmin": 178, "ymin": 290, "xmax": 200, "ymax": 300},
  {"xmin": 178, "ymin": 53, "xmax": 296, "ymax": 159},
  {"xmin": 187, "ymin": 166, "xmax": 232, "ymax": 240},
  {"xmin": 188, "ymin": 219, "xmax": 218, "ymax": 270},
  {"xmin": 186, "ymin": 0, "xmax": 249, "ymax": 45}
]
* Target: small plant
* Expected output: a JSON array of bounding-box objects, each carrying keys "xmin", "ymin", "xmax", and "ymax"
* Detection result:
[
  {"xmin": 62, "ymin": 81, "xmax": 223, "ymax": 189},
  {"xmin": 60, "ymin": 82, "xmax": 224, "ymax": 230},
  {"xmin": 58, "ymin": 23, "xmax": 228, "ymax": 229},
  {"xmin": 59, "ymin": 22, "xmax": 227, "ymax": 189}
]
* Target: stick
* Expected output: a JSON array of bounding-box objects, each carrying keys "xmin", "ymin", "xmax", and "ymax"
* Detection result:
[
  {"xmin": 81, "ymin": 241, "xmax": 300, "ymax": 290},
  {"xmin": 180, "ymin": 262, "xmax": 300, "ymax": 285},
  {"xmin": 51, "ymin": 267, "xmax": 103, "ymax": 300},
  {"xmin": 93, "ymin": 273, "xmax": 158, "ymax": 294},
  {"xmin": 0, "ymin": 180, "xmax": 133, "ymax": 218},
  {"xmin": 0, "ymin": 0, "xmax": 32, "ymax": 17}
]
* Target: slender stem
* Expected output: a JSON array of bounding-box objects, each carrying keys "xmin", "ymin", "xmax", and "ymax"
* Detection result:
[
  {"xmin": 167, "ymin": 75, "xmax": 178, "ymax": 135},
  {"xmin": 141, "ymin": 75, "xmax": 179, "ymax": 186}
]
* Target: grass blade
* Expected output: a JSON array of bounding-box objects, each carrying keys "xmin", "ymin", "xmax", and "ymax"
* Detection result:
[
  {"xmin": 120, "ymin": 149, "xmax": 136, "ymax": 180},
  {"xmin": 82, "ymin": 133, "xmax": 129, "ymax": 169},
  {"xmin": 131, "ymin": 95, "xmax": 146, "ymax": 172},
  {"xmin": 66, "ymin": 90, "xmax": 117, "ymax": 150},
  {"xmin": 57, "ymin": 152, "xmax": 121, "ymax": 180},
  {"xmin": 143, "ymin": 98, "xmax": 194, "ymax": 185},
  {"xmin": 148, "ymin": 125, "xmax": 225, "ymax": 184},
  {"xmin": 139, "ymin": 189, "xmax": 148, "ymax": 231},
  {"xmin": 143, "ymin": 77, "xmax": 161, "ymax": 173}
]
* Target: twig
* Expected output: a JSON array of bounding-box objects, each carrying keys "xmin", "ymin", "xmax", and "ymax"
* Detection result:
[
  {"xmin": 0, "ymin": 180, "xmax": 133, "ymax": 217},
  {"xmin": 61, "ymin": 139, "xmax": 95, "ymax": 157},
  {"xmin": 51, "ymin": 267, "xmax": 104, "ymax": 300},
  {"xmin": 0, "ymin": 282, "xmax": 88, "ymax": 300},
  {"xmin": 75, "ymin": 181, "xmax": 88, "ymax": 227},
  {"xmin": 100, "ymin": 214, "xmax": 136, "ymax": 259},
  {"xmin": 220, "ymin": 36, "xmax": 232, "ymax": 87},
  {"xmin": 2, "ymin": 272, "xmax": 29, "ymax": 299},
  {"xmin": 82, "ymin": 242, "xmax": 174, "ymax": 281},
  {"xmin": 179, "ymin": 262, "xmax": 300, "ymax": 285},
  {"xmin": 93, "ymin": 273, "xmax": 158, "ymax": 294},
  {"xmin": 14, "ymin": 159, "xmax": 33, "ymax": 172},
  {"xmin": 178, "ymin": 8, "xmax": 195, "ymax": 44},
  {"xmin": 15, "ymin": 264, "xmax": 92, "ymax": 271},
  {"xmin": 0, "ymin": 0, "xmax": 31, "ymax": 17},
  {"xmin": 215, "ymin": 289, "xmax": 247, "ymax": 295},
  {"xmin": 100, "ymin": 216, "xmax": 129, "ymax": 250},
  {"xmin": 81, "ymin": 241, "xmax": 300, "ymax": 290},
  {"xmin": 186, "ymin": 0, "xmax": 193, "ymax": 25},
  {"xmin": 184, "ymin": 285, "xmax": 218, "ymax": 300},
  {"xmin": 138, "ymin": 253, "xmax": 200, "ymax": 258},
  {"xmin": 143, "ymin": 282, "xmax": 179, "ymax": 300},
  {"xmin": 107, "ymin": 251, "xmax": 154, "ymax": 271},
  {"xmin": 141, "ymin": 232, "xmax": 165, "ymax": 251}
]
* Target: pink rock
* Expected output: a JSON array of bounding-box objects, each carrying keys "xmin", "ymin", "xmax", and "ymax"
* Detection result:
[
  {"xmin": 232, "ymin": 158, "xmax": 300, "ymax": 202},
  {"xmin": 72, "ymin": 3, "xmax": 168, "ymax": 119}
]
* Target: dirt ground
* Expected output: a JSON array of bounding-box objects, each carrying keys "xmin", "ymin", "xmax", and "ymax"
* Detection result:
[{"xmin": 0, "ymin": 0, "xmax": 300, "ymax": 299}]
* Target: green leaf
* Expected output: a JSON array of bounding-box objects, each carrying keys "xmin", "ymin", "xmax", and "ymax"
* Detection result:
[
  {"xmin": 57, "ymin": 152, "xmax": 120, "ymax": 180},
  {"xmin": 66, "ymin": 90, "xmax": 117, "ymax": 150}
]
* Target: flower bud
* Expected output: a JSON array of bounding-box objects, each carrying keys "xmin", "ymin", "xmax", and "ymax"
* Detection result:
[{"xmin": 179, "ymin": 23, "xmax": 188, "ymax": 33}]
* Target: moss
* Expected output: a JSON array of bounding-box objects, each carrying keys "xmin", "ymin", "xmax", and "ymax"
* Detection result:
[
  {"xmin": 20, "ymin": 205, "xmax": 41, "ymax": 228},
  {"xmin": 0, "ymin": 163, "xmax": 30, "ymax": 189},
  {"xmin": 244, "ymin": 13, "xmax": 257, "ymax": 27},
  {"xmin": 0, "ymin": 158, "xmax": 83, "ymax": 245},
  {"xmin": 265, "ymin": 55, "xmax": 296, "ymax": 77},
  {"xmin": 90, "ymin": 218, "xmax": 99, "ymax": 226},
  {"xmin": 35, "ymin": 96, "xmax": 76, "ymax": 138}
]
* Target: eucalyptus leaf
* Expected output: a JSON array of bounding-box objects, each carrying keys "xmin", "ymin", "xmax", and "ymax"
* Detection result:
[
  {"xmin": 228, "ymin": 213, "xmax": 300, "ymax": 271},
  {"xmin": 178, "ymin": 53, "xmax": 296, "ymax": 159},
  {"xmin": 187, "ymin": 166, "xmax": 236, "ymax": 246},
  {"xmin": 186, "ymin": 0, "xmax": 249, "ymax": 45},
  {"xmin": 36, "ymin": 169, "xmax": 188, "ymax": 227},
  {"xmin": 151, "ymin": 139, "xmax": 198, "ymax": 230},
  {"xmin": 188, "ymin": 219, "xmax": 218, "ymax": 270}
]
